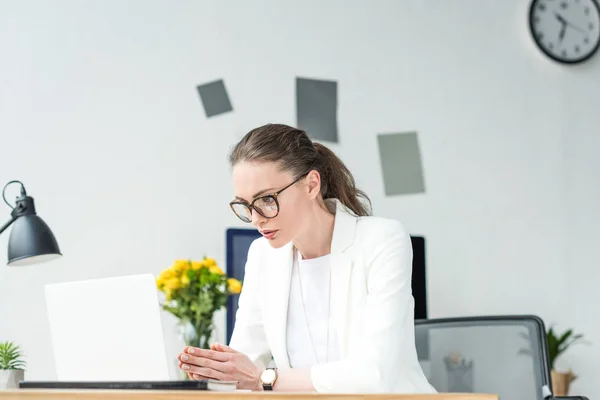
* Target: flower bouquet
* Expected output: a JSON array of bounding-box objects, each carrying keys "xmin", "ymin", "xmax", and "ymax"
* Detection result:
[{"xmin": 156, "ymin": 258, "xmax": 242, "ymax": 350}]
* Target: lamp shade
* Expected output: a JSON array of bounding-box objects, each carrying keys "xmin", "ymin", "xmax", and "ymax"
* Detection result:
[{"xmin": 7, "ymin": 214, "xmax": 62, "ymax": 266}]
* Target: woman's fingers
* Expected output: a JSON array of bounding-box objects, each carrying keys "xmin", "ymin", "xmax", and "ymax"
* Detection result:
[
  {"xmin": 211, "ymin": 343, "xmax": 238, "ymax": 353},
  {"xmin": 178, "ymin": 349, "xmax": 232, "ymax": 373},
  {"xmin": 183, "ymin": 347, "xmax": 231, "ymax": 362},
  {"xmin": 178, "ymin": 362, "xmax": 213, "ymax": 380},
  {"xmin": 178, "ymin": 355, "xmax": 232, "ymax": 374},
  {"xmin": 182, "ymin": 364, "xmax": 227, "ymax": 381},
  {"xmin": 188, "ymin": 371, "xmax": 211, "ymax": 380},
  {"xmin": 177, "ymin": 346, "xmax": 239, "ymax": 381},
  {"xmin": 191, "ymin": 373, "xmax": 212, "ymax": 380},
  {"xmin": 178, "ymin": 346, "xmax": 258, "ymax": 389}
]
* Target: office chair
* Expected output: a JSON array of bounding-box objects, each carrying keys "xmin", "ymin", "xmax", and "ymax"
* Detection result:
[
  {"xmin": 414, "ymin": 315, "xmax": 588, "ymax": 400},
  {"xmin": 414, "ymin": 315, "xmax": 550, "ymax": 399},
  {"xmin": 551, "ymin": 395, "xmax": 589, "ymax": 399}
]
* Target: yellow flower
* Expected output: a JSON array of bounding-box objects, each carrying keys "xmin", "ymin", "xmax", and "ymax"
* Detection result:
[
  {"xmin": 209, "ymin": 265, "xmax": 224, "ymax": 275},
  {"xmin": 204, "ymin": 257, "xmax": 217, "ymax": 267},
  {"xmin": 158, "ymin": 268, "xmax": 174, "ymax": 282},
  {"xmin": 190, "ymin": 260, "xmax": 205, "ymax": 270},
  {"xmin": 164, "ymin": 288, "xmax": 173, "ymax": 301},
  {"xmin": 164, "ymin": 277, "xmax": 181, "ymax": 291},
  {"xmin": 181, "ymin": 274, "xmax": 190, "ymax": 287},
  {"xmin": 227, "ymin": 278, "xmax": 242, "ymax": 294},
  {"xmin": 173, "ymin": 259, "xmax": 190, "ymax": 274}
]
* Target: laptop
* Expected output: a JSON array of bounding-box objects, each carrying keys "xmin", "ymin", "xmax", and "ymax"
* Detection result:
[{"xmin": 20, "ymin": 274, "xmax": 236, "ymax": 391}]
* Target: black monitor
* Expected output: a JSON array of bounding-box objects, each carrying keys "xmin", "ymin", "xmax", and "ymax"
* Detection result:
[{"xmin": 410, "ymin": 236, "xmax": 427, "ymax": 321}]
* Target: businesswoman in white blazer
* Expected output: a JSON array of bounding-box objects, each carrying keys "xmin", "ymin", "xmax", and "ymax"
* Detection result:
[{"xmin": 177, "ymin": 123, "xmax": 435, "ymax": 394}]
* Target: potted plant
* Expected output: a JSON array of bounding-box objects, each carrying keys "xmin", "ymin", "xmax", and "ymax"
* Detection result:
[
  {"xmin": 547, "ymin": 326, "xmax": 587, "ymax": 396},
  {"xmin": 0, "ymin": 341, "xmax": 26, "ymax": 390},
  {"xmin": 156, "ymin": 258, "xmax": 242, "ymax": 351}
]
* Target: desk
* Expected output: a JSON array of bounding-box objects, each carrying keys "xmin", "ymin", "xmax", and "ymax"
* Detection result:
[{"xmin": 0, "ymin": 391, "xmax": 497, "ymax": 400}]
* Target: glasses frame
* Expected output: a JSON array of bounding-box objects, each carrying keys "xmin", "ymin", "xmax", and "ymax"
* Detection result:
[{"xmin": 229, "ymin": 173, "xmax": 308, "ymax": 223}]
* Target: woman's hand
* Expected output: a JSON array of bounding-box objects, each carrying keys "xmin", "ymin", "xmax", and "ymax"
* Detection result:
[{"xmin": 177, "ymin": 343, "xmax": 264, "ymax": 390}]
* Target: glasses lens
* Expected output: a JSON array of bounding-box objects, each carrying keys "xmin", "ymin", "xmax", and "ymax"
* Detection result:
[
  {"xmin": 231, "ymin": 203, "xmax": 252, "ymax": 223},
  {"xmin": 254, "ymin": 196, "xmax": 279, "ymax": 218}
]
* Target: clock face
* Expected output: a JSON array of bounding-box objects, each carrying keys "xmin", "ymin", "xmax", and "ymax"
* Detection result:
[{"xmin": 529, "ymin": 0, "xmax": 600, "ymax": 63}]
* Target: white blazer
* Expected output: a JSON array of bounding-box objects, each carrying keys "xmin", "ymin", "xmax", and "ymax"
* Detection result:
[{"xmin": 229, "ymin": 199, "xmax": 435, "ymax": 393}]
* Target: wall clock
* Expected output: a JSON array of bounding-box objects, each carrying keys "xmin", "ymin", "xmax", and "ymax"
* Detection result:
[{"xmin": 529, "ymin": 0, "xmax": 600, "ymax": 64}]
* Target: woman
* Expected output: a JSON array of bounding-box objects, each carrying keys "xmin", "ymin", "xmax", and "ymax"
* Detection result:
[{"xmin": 177, "ymin": 123, "xmax": 435, "ymax": 393}]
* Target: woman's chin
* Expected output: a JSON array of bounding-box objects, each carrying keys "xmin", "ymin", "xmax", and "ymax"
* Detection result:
[{"xmin": 265, "ymin": 234, "xmax": 288, "ymax": 249}]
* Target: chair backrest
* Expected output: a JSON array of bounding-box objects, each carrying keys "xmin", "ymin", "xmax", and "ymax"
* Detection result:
[
  {"xmin": 553, "ymin": 397, "xmax": 590, "ymax": 399},
  {"xmin": 414, "ymin": 315, "xmax": 552, "ymax": 400}
]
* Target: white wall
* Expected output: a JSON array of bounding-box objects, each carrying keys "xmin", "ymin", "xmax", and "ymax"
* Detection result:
[
  {"xmin": 561, "ymin": 68, "xmax": 600, "ymax": 396},
  {"xmin": 0, "ymin": 0, "xmax": 598, "ymax": 397}
]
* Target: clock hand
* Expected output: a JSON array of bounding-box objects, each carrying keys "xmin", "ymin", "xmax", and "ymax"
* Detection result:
[
  {"xmin": 559, "ymin": 23, "xmax": 567, "ymax": 43},
  {"xmin": 554, "ymin": 12, "xmax": 568, "ymax": 43},
  {"xmin": 566, "ymin": 21, "xmax": 588, "ymax": 34},
  {"xmin": 554, "ymin": 12, "xmax": 568, "ymax": 25},
  {"xmin": 554, "ymin": 11, "xmax": 588, "ymax": 34}
]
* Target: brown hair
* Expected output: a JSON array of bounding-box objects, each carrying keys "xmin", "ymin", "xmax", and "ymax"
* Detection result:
[{"xmin": 229, "ymin": 123, "xmax": 372, "ymax": 216}]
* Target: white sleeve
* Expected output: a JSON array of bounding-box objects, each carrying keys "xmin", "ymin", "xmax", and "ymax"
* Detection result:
[
  {"xmin": 227, "ymin": 239, "xmax": 272, "ymax": 369},
  {"xmin": 310, "ymin": 221, "xmax": 434, "ymax": 393}
]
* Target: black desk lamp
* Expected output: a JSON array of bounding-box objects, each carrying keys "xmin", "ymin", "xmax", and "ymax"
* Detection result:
[{"xmin": 0, "ymin": 180, "xmax": 61, "ymax": 266}]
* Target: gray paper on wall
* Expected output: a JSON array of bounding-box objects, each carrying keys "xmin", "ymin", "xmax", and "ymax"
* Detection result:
[
  {"xmin": 296, "ymin": 77, "xmax": 338, "ymax": 142},
  {"xmin": 377, "ymin": 132, "xmax": 426, "ymax": 196},
  {"xmin": 197, "ymin": 79, "xmax": 233, "ymax": 118}
]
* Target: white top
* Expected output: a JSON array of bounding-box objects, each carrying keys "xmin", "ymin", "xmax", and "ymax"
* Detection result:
[{"xmin": 286, "ymin": 251, "xmax": 341, "ymax": 368}]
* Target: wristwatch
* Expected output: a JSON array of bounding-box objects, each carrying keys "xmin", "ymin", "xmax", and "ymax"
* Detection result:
[{"xmin": 260, "ymin": 368, "xmax": 278, "ymax": 391}]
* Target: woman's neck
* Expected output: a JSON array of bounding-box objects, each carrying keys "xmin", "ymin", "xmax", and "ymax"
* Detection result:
[{"xmin": 293, "ymin": 202, "xmax": 335, "ymax": 260}]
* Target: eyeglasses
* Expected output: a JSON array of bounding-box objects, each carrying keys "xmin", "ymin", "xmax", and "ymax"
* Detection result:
[{"xmin": 229, "ymin": 174, "xmax": 307, "ymax": 223}]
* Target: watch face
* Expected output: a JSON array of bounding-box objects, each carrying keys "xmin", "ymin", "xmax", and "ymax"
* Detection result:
[
  {"xmin": 261, "ymin": 369, "xmax": 276, "ymax": 384},
  {"xmin": 529, "ymin": 0, "xmax": 600, "ymax": 63}
]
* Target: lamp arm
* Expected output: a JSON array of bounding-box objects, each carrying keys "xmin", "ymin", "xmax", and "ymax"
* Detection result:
[
  {"xmin": 1, "ymin": 180, "xmax": 28, "ymax": 236},
  {"xmin": 0, "ymin": 215, "xmax": 17, "ymax": 236}
]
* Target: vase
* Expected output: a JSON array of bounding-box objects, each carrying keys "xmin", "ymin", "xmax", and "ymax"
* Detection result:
[
  {"xmin": 178, "ymin": 319, "xmax": 214, "ymax": 350},
  {"xmin": 552, "ymin": 370, "xmax": 576, "ymax": 396},
  {"xmin": 0, "ymin": 370, "xmax": 24, "ymax": 390}
]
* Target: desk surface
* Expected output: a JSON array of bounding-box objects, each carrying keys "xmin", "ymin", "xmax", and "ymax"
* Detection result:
[{"xmin": 0, "ymin": 391, "xmax": 498, "ymax": 400}]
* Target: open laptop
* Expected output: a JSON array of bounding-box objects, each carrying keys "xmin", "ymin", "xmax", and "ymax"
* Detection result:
[{"xmin": 20, "ymin": 274, "xmax": 235, "ymax": 391}]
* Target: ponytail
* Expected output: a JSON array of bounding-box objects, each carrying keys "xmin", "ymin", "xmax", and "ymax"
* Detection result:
[{"xmin": 313, "ymin": 143, "xmax": 372, "ymax": 217}]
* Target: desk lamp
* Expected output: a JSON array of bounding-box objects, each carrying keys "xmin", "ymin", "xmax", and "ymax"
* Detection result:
[{"xmin": 0, "ymin": 180, "xmax": 61, "ymax": 266}]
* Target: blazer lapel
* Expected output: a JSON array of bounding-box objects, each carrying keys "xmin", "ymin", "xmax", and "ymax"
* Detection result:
[
  {"xmin": 265, "ymin": 242, "xmax": 293, "ymax": 369},
  {"xmin": 264, "ymin": 199, "xmax": 358, "ymax": 366},
  {"xmin": 328, "ymin": 199, "xmax": 357, "ymax": 356}
]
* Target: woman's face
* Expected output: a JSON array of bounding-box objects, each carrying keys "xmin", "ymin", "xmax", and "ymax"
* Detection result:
[{"xmin": 231, "ymin": 161, "xmax": 317, "ymax": 248}]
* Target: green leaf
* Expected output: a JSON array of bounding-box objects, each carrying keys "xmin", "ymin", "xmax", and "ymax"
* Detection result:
[
  {"xmin": 558, "ymin": 329, "xmax": 573, "ymax": 346},
  {"xmin": 546, "ymin": 327, "xmax": 588, "ymax": 368},
  {"xmin": 0, "ymin": 341, "xmax": 26, "ymax": 370}
]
